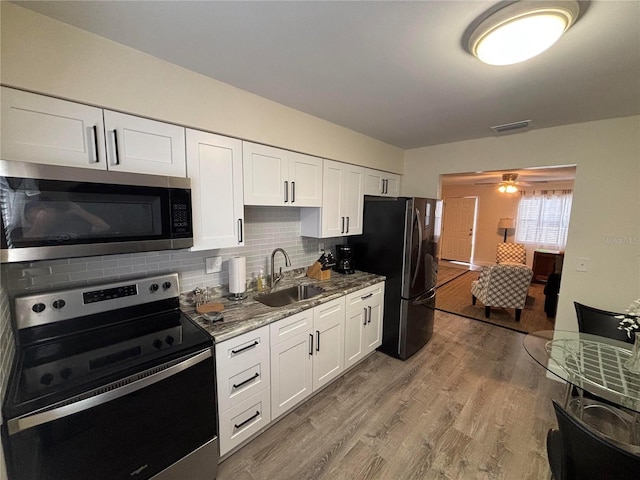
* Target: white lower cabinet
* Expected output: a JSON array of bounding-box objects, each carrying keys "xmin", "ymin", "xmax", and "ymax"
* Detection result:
[
  {"xmin": 215, "ymin": 282, "xmax": 383, "ymax": 456},
  {"xmin": 270, "ymin": 297, "xmax": 345, "ymax": 420},
  {"xmin": 345, "ymin": 283, "xmax": 384, "ymax": 369},
  {"xmin": 216, "ymin": 326, "xmax": 270, "ymax": 456}
]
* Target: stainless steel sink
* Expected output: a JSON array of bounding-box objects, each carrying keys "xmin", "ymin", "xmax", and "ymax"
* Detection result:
[{"xmin": 254, "ymin": 285, "xmax": 324, "ymax": 307}]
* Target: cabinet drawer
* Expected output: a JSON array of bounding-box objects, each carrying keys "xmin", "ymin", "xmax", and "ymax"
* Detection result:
[
  {"xmin": 269, "ymin": 310, "xmax": 313, "ymax": 346},
  {"xmin": 217, "ymin": 360, "xmax": 269, "ymax": 412},
  {"xmin": 216, "ymin": 325, "xmax": 269, "ymax": 374},
  {"xmin": 219, "ymin": 387, "xmax": 271, "ymax": 456}
]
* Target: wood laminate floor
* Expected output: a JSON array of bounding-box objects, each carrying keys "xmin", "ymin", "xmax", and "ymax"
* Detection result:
[{"xmin": 217, "ymin": 311, "xmax": 566, "ymax": 480}]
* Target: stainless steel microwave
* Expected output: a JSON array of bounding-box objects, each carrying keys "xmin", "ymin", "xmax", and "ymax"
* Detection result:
[{"xmin": 1, "ymin": 160, "xmax": 193, "ymax": 263}]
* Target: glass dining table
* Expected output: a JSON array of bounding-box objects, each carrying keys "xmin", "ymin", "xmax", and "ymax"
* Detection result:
[{"xmin": 523, "ymin": 330, "xmax": 640, "ymax": 414}]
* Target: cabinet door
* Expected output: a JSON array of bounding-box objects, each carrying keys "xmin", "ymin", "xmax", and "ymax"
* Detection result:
[
  {"xmin": 103, "ymin": 110, "xmax": 186, "ymax": 176},
  {"xmin": 243, "ymin": 142, "xmax": 288, "ymax": 206},
  {"xmin": 364, "ymin": 284, "xmax": 385, "ymax": 353},
  {"xmin": 384, "ymin": 173, "xmax": 401, "ymax": 197},
  {"xmin": 186, "ymin": 130, "xmax": 244, "ymax": 250},
  {"xmin": 342, "ymin": 164, "xmax": 364, "ymax": 235},
  {"xmin": 1, "ymin": 87, "xmax": 106, "ymax": 169},
  {"xmin": 344, "ymin": 293, "xmax": 367, "ymax": 369},
  {"xmin": 320, "ymin": 159, "xmax": 346, "ymax": 237},
  {"xmin": 312, "ymin": 297, "xmax": 345, "ymax": 390},
  {"xmin": 288, "ymin": 152, "xmax": 323, "ymax": 207},
  {"xmin": 270, "ymin": 330, "xmax": 314, "ymax": 420},
  {"xmin": 364, "ymin": 168, "xmax": 385, "ymax": 196}
]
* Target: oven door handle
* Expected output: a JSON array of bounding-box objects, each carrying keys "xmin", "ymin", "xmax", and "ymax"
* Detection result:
[{"xmin": 7, "ymin": 348, "xmax": 212, "ymax": 436}]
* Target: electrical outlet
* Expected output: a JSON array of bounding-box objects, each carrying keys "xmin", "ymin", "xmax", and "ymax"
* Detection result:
[
  {"xmin": 575, "ymin": 257, "xmax": 590, "ymax": 272},
  {"xmin": 205, "ymin": 256, "xmax": 223, "ymax": 274},
  {"xmin": 318, "ymin": 242, "xmax": 325, "ymax": 255}
]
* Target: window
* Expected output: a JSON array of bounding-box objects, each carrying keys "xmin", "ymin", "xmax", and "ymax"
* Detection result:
[{"xmin": 515, "ymin": 190, "xmax": 572, "ymax": 249}]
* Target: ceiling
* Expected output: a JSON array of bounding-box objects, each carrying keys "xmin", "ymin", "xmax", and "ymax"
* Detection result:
[
  {"xmin": 440, "ymin": 165, "xmax": 577, "ymax": 186},
  {"xmin": 14, "ymin": 1, "xmax": 640, "ymax": 150}
]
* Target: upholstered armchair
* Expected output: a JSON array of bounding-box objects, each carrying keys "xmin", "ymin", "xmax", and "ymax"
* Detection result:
[
  {"xmin": 496, "ymin": 242, "xmax": 526, "ymax": 264},
  {"xmin": 471, "ymin": 263, "xmax": 533, "ymax": 321}
]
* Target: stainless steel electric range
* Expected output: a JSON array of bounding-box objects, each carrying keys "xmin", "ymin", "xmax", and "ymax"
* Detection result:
[{"xmin": 1, "ymin": 273, "xmax": 218, "ymax": 480}]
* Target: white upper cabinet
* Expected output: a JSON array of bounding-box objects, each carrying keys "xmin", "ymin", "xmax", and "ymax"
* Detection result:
[
  {"xmin": 186, "ymin": 129, "xmax": 244, "ymax": 250},
  {"xmin": 1, "ymin": 86, "xmax": 106, "ymax": 169},
  {"xmin": 103, "ymin": 110, "xmax": 186, "ymax": 177},
  {"xmin": 242, "ymin": 142, "xmax": 322, "ymax": 207},
  {"xmin": 300, "ymin": 159, "xmax": 364, "ymax": 238},
  {"xmin": 364, "ymin": 168, "xmax": 401, "ymax": 197}
]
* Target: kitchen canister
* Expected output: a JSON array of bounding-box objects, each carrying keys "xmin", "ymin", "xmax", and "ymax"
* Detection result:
[{"xmin": 228, "ymin": 256, "xmax": 246, "ymax": 300}]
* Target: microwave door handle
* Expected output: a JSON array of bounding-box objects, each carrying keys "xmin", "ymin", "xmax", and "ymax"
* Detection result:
[
  {"xmin": 92, "ymin": 125, "xmax": 100, "ymax": 163},
  {"xmin": 7, "ymin": 349, "xmax": 211, "ymax": 436}
]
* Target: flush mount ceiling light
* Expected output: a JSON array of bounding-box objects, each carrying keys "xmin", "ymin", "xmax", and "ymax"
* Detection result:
[{"xmin": 468, "ymin": 1, "xmax": 580, "ymax": 66}]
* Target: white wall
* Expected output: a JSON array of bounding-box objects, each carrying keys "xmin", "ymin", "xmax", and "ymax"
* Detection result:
[
  {"xmin": 404, "ymin": 116, "xmax": 640, "ymax": 331},
  {"xmin": 0, "ymin": 2, "xmax": 403, "ymax": 173}
]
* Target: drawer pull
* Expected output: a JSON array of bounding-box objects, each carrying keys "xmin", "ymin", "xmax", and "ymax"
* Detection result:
[
  {"xmin": 231, "ymin": 341, "xmax": 259, "ymax": 355},
  {"xmin": 232, "ymin": 372, "xmax": 260, "ymax": 390},
  {"xmin": 234, "ymin": 410, "xmax": 260, "ymax": 430},
  {"xmin": 361, "ymin": 293, "xmax": 373, "ymax": 300}
]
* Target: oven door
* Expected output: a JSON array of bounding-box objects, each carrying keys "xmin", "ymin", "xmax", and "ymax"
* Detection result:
[{"xmin": 3, "ymin": 349, "xmax": 217, "ymax": 480}]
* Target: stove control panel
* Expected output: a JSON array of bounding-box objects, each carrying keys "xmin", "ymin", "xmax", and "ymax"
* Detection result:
[{"xmin": 14, "ymin": 273, "xmax": 181, "ymax": 330}]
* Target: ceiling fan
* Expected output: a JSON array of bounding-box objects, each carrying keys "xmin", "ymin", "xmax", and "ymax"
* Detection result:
[{"xmin": 475, "ymin": 173, "xmax": 547, "ymax": 193}]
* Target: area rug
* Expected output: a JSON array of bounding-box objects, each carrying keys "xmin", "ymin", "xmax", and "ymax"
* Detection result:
[
  {"xmin": 435, "ymin": 270, "xmax": 555, "ymax": 334},
  {"xmin": 436, "ymin": 264, "xmax": 472, "ymax": 288}
]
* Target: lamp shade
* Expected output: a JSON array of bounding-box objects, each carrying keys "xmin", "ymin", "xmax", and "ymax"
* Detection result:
[{"xmin": 498, "ymin": 217, "xmax": 515, "ymax": 229}]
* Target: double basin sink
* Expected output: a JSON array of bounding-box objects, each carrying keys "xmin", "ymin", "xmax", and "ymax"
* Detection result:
[{"xmin": 254, "ymin": 284, "xmax": 324, "ymax": 307}]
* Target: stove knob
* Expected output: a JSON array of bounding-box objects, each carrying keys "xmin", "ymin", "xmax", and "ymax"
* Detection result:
[
  {"xmin": 32, "ymin": 303, "xmax": 46, "ymax": 313},
  {"xmin": 149, "ymin": 283, "xmax": 159, "ymax": 293},
  {"xmin": 60, "ymin": 368, "xmax": 72, "ymax": 380},
  {"xmin": 40, "ymin": 373, "xmax": 54, "ymax": 386},
  {"xmin": 153, "ymin": 339, "xmax": 163, "ymax": 350},
  {"xmin": 165, "ymin": 335, "xmax": 175, "ymax": 346},
  {"xmin": 162, "ymin": 281, "xmax": 172, "ymax": 291},
  {"xmin": 52, "ymin": 299, "xmax": 66, "ymax": 310}
]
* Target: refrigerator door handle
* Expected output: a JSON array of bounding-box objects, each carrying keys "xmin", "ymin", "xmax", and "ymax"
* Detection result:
[
  {"xmin": 413, "ymin": 290, "xmax": 436, "ymax": 306},
  {"xmin": 410, "ymin": 208, "xmax": 423, "ymax": 289}
]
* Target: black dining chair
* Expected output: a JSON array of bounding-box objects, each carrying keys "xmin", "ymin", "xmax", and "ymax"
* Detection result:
[
  {"xmin": 574, "ymin": 301, "xmax": 634, "ymax": 345},
  {"xmin": 547, "ymin": 400, "xmax": 640, "ymax": 480}
]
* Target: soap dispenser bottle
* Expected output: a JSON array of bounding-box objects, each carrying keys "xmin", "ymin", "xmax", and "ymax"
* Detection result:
[{"xmin": 257, "ymin": 268, "xmax": 266, "ymax": 292}]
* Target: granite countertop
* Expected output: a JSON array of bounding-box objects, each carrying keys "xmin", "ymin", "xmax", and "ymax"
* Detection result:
[{"xmin": 182, "ymin": 269, "xmax": 385, "ymax": 343}]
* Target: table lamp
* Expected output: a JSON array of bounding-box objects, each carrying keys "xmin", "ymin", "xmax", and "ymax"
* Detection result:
[{"xmin": 498, "ymin": 217, "xmax": 515, "ymax": 242}]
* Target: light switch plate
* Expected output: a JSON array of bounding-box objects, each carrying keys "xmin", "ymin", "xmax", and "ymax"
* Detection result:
[
  {"xmin": 575, "ymin": 257, "xmax": 590, "ymax": 272},
  {"xmin": 206, "ymin": 256, "xmax": 222, "ymax": 274},
  {"xmin": 318, "ymin": 242, "xmax": 325, "ymax": 255}
]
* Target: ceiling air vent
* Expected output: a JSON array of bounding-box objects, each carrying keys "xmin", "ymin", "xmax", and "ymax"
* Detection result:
[{"xmin": 490, "ymin": 119, "xmax": 531, "ymax": 134}]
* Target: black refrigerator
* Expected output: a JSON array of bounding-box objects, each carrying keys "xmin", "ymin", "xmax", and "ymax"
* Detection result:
[{"xmin": 348, "ymin": 196, "xmax": 441, "ymax": 360}]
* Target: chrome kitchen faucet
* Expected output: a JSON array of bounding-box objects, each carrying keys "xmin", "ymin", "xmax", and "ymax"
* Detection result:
[{"xmin": 270, "ymin": 248, "xmax": 291, "ymax": 288}]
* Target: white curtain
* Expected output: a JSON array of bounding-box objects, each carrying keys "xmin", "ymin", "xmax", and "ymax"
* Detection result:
[{"xmin": 515, "ymin": 189, "xmax": 573, "ymax": 250}]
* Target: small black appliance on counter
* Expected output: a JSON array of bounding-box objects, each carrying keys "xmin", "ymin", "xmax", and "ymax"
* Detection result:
[{"xmin": 334, "ymin": 244, "xmax": 355, "ymax": 274}]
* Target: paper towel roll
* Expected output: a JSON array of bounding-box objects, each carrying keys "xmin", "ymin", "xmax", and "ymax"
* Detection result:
[{"xmin": 228, "ymin": 256, "xmax": 246, "ymax": 295}]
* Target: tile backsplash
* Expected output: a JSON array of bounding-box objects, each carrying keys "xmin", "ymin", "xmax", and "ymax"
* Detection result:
[{"xmin": 0, "ymin": 206, "xmax": 345, "ymax": 296}]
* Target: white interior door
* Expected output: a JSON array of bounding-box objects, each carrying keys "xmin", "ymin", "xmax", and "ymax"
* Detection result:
[{"xmin": 440, "ymin": 197, "xmax": 477, "ymax": 263}]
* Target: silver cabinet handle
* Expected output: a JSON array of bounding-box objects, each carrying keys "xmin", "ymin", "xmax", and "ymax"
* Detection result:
[
  {"xmin": 92, "ymin": 125, "xmax": 100, "ymax": 163},
  {"xmin": 238, "ymin": 219, "xmax": 243, "ymax": 243},
  {"xmin": 368, "ymin": 306, "xmax": 372, "ymax": 324},
  {"xmin": 284, "ymin": 181, "xmax": 289, "ymax": 203},
  {"xmin": 363, "ymin": 307, "xmax": 368, "ymax": 325},
  {"xmin": 112, "ymin": 129, "xmax": 120, "ymax": 165},
  {"xmin": 291, "ymin": 181, "xmax": 295, "ymax": 203}
]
